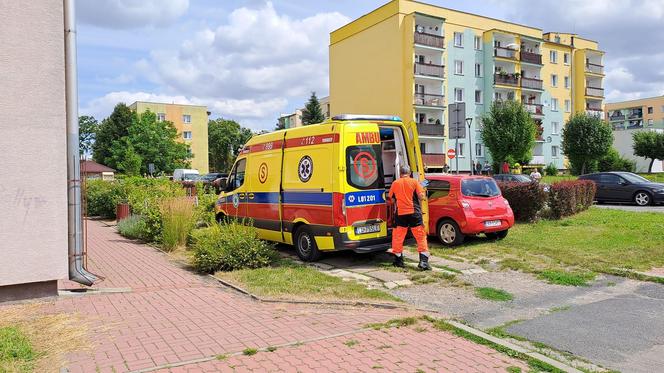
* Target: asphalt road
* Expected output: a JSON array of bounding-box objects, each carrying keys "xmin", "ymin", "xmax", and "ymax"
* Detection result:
[{"xmin": 595, "ymin": 203, "xmax": 664, "ymax": 213}]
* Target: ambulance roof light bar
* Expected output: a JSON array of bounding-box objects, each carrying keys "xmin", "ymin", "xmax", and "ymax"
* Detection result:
[{"xmin": 331, "ymin": 114, "xmax": 402, "ymax": 122}]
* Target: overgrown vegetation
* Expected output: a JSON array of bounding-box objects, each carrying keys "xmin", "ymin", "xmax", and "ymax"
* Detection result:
[
  {"xmin": 538, "ymin": 270, "xmax": 596, "ymax": 287},
  {"xmin": 116, "ymin": 215, "xmax": 149, "ymax": 241},
  {"xmin": 475, "ymin": 287, "xmax": 514, "ymax": 302},
  {"xmin": 160, "ymin": 198, "xmax": 196, "ymax": 251}
]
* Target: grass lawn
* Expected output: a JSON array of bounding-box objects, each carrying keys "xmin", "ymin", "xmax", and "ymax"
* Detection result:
[
  {"xmin": 215, "ymin": 258, "xmax": 400, "ymax": 303},
  {"xmin": 0, "ymin": 326, "xmax": 34, "ymax": 372},
  {"xmin": 475, "ymin": 287, "xmax": 514, "ymax": 302},
  {"xmin": 429, "ymin": 207, "xmax": 664, "ymax": 277}
]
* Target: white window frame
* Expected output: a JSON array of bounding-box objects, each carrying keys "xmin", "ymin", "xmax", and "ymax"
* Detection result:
[
  {"xmin": 454, "ymin": 32, "xmax": 464, "ymax": 47},
  {"xmin": 183, "ymin": 131, "xmax": 192, "ymax": 140},
  {"xmin": 551, "ymin": 74, "xmax": 558, "ymax": 87},
  {"xmin": 457, "ymin": 142, "xmax": 465, "ymax": 157},
  {"xmin": 563, "ymin": 52, "xmax": 570, "ymax": 65},
  {"xmin": 454, "ymin": 60, "xmax": 464, "ymax": 75},
  {"xmin": 183, "ymin": 114, "xmax": 191, "ymax": 124},
  {"xmin": 550, "ymin": 50, "xmax": 558, "ymax": 64},
  {"xmin": 552, "ymin": 121, "xmax": 559, "ymax": 134},
  {"xmin": 565, "ymin": 99, "xmax": 571, "ymax": 113},
  {"xmin": 551, "ymin": 98, "xmax": 559, "ymax": 112},
  {"xmin": 475, "ymin": 89, "xmax": 483, "ymax": 104},
  {"xmin": 475, "ymin": 143, "xmax": 483, "ymax": 157},
  {"xmin": 157, "ymin": 113, "xmax": 166, "ymax": 122},
  {"xmin": 564, "ymin": 76, "xmax": 570, "ymax": 89},
  {"xmin": 648, "ymin": 119, "xmax": 654, "ymax": 126},
  {"xmin": 475, "ymin": 63, "xmax": 482, "ymax": 77},
  {"xmin": 454, "ymin": 88, "xmax": 464, "ymax": 103},
  {"xmin": 552, "ymin": 145, "xmax": 559, "ymax": 157},
  {"xmin": 474, "ymin": 36, "xmax": 482, "ymax": 50},
  {"xmin": 476, "ymin": 116, "xmax": 483, "ymax": 131}
]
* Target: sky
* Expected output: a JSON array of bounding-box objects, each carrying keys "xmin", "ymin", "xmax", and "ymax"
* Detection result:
[{"xmin": 77, "ymin": 0, "xmax": 664, "ymax": 131}]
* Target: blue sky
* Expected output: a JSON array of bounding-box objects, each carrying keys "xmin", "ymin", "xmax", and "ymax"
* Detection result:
[{"xmin": 77, "ymin": 0, "xmax": 664, "ymax": 130}]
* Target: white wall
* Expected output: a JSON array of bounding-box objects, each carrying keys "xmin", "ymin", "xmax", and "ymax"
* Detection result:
[
  {"xmin": 614, "ymin": 129, "xmax": 664, "ymax": 173},
  {"xmin": 0, "ymin": 1, "xmax": 69, "ymax": 286}
]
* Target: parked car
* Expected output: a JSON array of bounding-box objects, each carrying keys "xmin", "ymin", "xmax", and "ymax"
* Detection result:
[
  {"xmin": 199, "ymin": 172, "xmax": 226, "ymax": 182},
  {"xmin": 173, "ymin": 168, "xmax": 199, "ymax": 181},
  {"xmin": 493, "ymin": 173, "xmax": 550, "ymax": 192},
  {"xmin": 426, "ymin": 175, "xmax": 515, "ymax": 246},
  {"xmin": 579, "ymin": 172, "xmax": 664, "ymax": 206}
]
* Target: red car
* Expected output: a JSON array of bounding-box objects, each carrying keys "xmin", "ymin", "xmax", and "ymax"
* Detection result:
[{"xmin": 426, "ymin": 175, "xmax": 514, "ymax": 246}]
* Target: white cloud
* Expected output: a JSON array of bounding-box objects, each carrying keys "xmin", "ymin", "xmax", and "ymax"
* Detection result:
[{"xmin": 76, "ymin": 0, "xmax": 189, "ymax": 29}]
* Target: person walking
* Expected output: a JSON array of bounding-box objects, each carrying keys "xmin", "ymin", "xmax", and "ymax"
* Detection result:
[
  {"xmin": 388, "ymin": 165, "xmax": 431, "ymax": 270},
  {"xmin": 530, "ymin": 168, "xmax": 542, "ymax": 182},
  {"xmin": 501, "ymin": 161, "xmax": 510, "ymax": 174},
  {"xmin": 482, "ymin": 161, "xmax": 492, "ymax": 176}
]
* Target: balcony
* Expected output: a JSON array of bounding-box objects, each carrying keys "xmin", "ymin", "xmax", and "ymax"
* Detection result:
[
  {"xmin": 609, "ymin": 114, "xmax": 626, "ymax": 121},
  {"xmin": 422, "ymin": 153, "xmax": 446, "ymax": 168},
  {"xmin": 414, "ymin": 62, "xmax": 444, "ymax": 78},
  {"xmin": 494, "ymin": 73, "xmax": 519, "ymax": 86},
  {"xmin": 628, "ymin": 112, "xmax": 643, "ymax": 120},
  {"xmin": 417, "ymin": 123, "xmax": 445, "ymax": 136},
  {"xmin": 521, "ymin": 77, "xmax": 543, "ymax": 90},
  {"xmin": 520, "ymin": 51, "xmax": 542, "ymax": 65},
  {"xmin": 585, "ymin": 63, "xmax": 604, "ymax": 75},
  {"xmin": 414, "ymin": 93, "xmax": 445, "ymax": 108},
  {"xmin": 494, "ymin": 46, "xmax": 518, "ymax": 60},
  {"xmin": 586, "ymin": 86, "xmax": 604, "ymax": 97},
  {"xmin": 585, "ymin": 106, "xmax": 603, "ymax": 118},
  {"xmin": 524, "ymin": 103, "xmax": 544, "ymax": 116},
  {"xmin": 414, "ymin": 32, "xmax": 445, "ymax": 49}
]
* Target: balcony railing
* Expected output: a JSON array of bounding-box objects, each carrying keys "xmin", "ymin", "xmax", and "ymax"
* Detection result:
[
  {"xmin": 414, "ymin": 62, "xmax": 444, "ymax": 78},
  {"xmin": 609, "ymin": 114, "xmax": 626, "ymax": 121},
  {"xmin": 414, "ymin": 93, "xmax": 445, "ymax": 107},
  {"xmin": 521, "ymin": 77, "xmax": 543, "ymax": 90},
  {"xmin": 628, "ymin": 112, "xmax": 643, "ymax": 119},
  {"xmin": 586, "ymin": 86, "xmax": 604, "ymax": 97},
  {"xmin": 585, "ymin": 63, "xmax": 604, "ymax": 74},
  {"xmin": 494, "ymin": 46, "xmax": 518, "ymax": 60},
  {"xmin": 416, "ymin": 123, "xmax": 445, "ymax": 136},
  {"xmin": 524, "ymin": 103, "xmax": 544, "ymax": 115},
  {"xmin": 422, "ymin": 153, "xmax": 446, "ymax": 168},
  {"xmin": 494, "ymin": 73, "xmax": 519, "ymax": 86},
  {"xmin": 520, "ymin": 51, "xmax": 542, "ymax": 65},
  {"xmin": 414, "ymin": 32, "xmax": 445, "ymax": 49}
]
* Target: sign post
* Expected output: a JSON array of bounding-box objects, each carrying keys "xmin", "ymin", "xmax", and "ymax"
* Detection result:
[{"xmin": 448, "ymin": 102, "xmax": 466, "ymax": 174}]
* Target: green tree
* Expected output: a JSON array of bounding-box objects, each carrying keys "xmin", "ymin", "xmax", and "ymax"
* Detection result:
[
  {"xmin": 93, "ymin": 103, "xmax": 134, "ymax": 168},
  {"xmin": 208, "ymin": 119, "xmax": 253, "ymax": 172},
  {"xmin": 79, "ymin": 115, "xmax": 98, "ymax": 157},
  {"xmin": 633, "ymin": 131, "xmax": 664, "ymax": 173},
  {"xmin": 561, "ymin": 113, "xmax": 613, "ymax": 175},
  {"xmin": 117, "ymin": 144, "xmax": 142, "ymax": 176},
  {"xmin": 480, "ymin": 100, "xmax": 536, "ymax": 166},
  {"xmin": 301, "ymin": 92, "xmax": 325, "ymax": 125}
]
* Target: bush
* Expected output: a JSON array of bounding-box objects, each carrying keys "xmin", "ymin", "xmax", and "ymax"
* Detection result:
[
  {"xmin": 160, "ymin": 198, "xmax": 196, "ymax": 251},
  {"xmin": 85, "ymin": 179, "xmax": 125, "ymax": 218},
  {"xmin": 117, "ymin": 215, "xmax": 149, "ymax": 240},
  {"xmin": 192, "ymin": 222, "xmax": 275, "ymax": 273},
  {"xmin": 598, "ymin": 148, "xmax": 636, "ymax": 172},
  {"xmin": 194, "ymin": 192, "xmax": 219, "ymax": 227},
  {"xmin": 547, "ymin": 180, "xmax": 596, "ymax": 219},
  {"xmin": 497, "ymin": 182, "xmax": 547, "ymax": 222},
  {"xmin": 544, "ymin": 163, "xmax": 558, "ymax": 176}
]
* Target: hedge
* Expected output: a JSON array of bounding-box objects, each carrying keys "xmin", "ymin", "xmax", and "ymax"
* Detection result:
[
  {"xmin": 497, "ymin": 182, "xmax": 547, "ymax": 222},
  {"xmin": 547, "ymin": 180, "xmax": 596, "ymax": 219}
]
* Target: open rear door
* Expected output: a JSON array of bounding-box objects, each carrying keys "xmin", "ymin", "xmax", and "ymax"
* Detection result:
[{"xmin": 404, "ymin": 120, "xmax": 429, "ymax": 233}]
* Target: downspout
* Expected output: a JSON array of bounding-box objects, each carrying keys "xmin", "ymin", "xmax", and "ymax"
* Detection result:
[{"xmin": 65, "ymin": 0, "xmax": 98, "ymax": 286}]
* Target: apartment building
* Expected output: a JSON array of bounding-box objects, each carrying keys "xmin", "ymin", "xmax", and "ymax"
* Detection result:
[
  {"xmin": 129, "ymin": 102, "xmax": 210, "ymax": 174},
  {"xmin": 605, "ymin": 96, "xmax": 664, "ymax": 173},
  {"xmin": 278, "ymin": 96, "xmax": 330, "ymax": 129},
  {"xmin": 329, "ymin": 0, "xmax": 605, "ymax": 172}
]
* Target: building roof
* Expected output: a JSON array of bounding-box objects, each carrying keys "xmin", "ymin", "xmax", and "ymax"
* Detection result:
[{"xmin": 80, "ymin": 160, "xmax": 115, "ymax": 173}]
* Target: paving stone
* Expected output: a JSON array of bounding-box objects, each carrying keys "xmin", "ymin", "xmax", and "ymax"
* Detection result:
[
  {"xmin": 364, "ymin": 269, "xmax": 409, "ymax": 282},
  {"xmin": 394, "ymin": 280, "xmax": 413, "ymax": 287},
  {"xmin": 307, "ymin": 262, "xmax": 334, "ymax": 271},
  {"xmin": 384, "ymin": 282, "xmax": 399, "ymax": 290}
]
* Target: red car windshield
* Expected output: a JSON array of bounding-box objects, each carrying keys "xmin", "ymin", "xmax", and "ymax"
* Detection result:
[{"xmin": 461, "ymin": 178, "xmax": 501, "ymax": 198}]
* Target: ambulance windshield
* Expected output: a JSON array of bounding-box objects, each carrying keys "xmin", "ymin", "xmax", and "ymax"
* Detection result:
[{"xmin": 346, "ymin": 145, "xmax": 384, "ymax": 190}]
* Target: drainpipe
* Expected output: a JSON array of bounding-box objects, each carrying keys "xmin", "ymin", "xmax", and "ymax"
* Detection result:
[{"xmin": 65, "ymin": 0, "xmax": 97, "ymax": 286}]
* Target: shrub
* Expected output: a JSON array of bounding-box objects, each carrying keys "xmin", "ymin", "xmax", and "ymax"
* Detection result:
[
  {"xmin": 160, "ymin": 198, "xmax": 196, "ymax": 251},
  {"xmin": 191, "ymin": 222, "xmax": 275, "ymax": 273},
  {"xmin": 544, "ymin": 163, "xmax": 558, "ymax": 176},
  {"xmin": 85, "ymin": 179, "xmax": 125, "ymax": 218},
  {"xmin": 598, "ymin": 148, "xmax": 636, "ymax": 172},
  {"xmin": 547, "ymin": 180, "xmax": 596, "ymax": 219},
  {"xmin": 194, "ymin": 192, "xmax": 219, "ymax": 227},
  {"xmin": 117, "ymin": 215, "xmax": 149, "ymax": 240},
  {"xmin": 497, "ymin": 182, "xmax": 547, "ymax": 222}
]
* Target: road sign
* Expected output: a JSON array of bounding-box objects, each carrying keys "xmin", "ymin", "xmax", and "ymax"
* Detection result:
[
  {"xmin": 448, "ymin": 102, "xmax": 466, "ymax": 139},
  {"xmin": 447, "ymin": 148, "xmax": 456, "ymax": 159}
]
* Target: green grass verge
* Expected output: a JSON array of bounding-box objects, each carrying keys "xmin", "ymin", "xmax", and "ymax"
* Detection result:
[
  {"xmin": 429, "ymin": 208, "xmax": 664, "ymax": 279},
  {"xmin": 215, "ymin": 258, "xmax": 400, "ymax": 302},
  {"xmin": 0, "ymin": 326, "xmax": 35, "ymax": 372},
  {"xmin": 538, "ymin": 270, "xmax": 596, "ymax": 286},
  {"xmin": 475, "ymin": 287, "xmax": 514, "ymax": 302}
]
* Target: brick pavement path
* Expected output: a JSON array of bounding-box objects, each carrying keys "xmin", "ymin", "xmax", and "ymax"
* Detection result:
[{"xmin": 49, "ymin": 220, "xmax": 526, "ymax": 372}]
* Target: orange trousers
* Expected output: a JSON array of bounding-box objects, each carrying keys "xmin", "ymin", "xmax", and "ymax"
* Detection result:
[{"xmin": 392, "ymin": 225, "xmax": 428, "ymax": 254}]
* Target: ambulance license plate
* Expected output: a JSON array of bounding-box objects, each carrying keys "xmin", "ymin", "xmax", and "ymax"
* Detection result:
[
  {"xmin": 484, "ymin": 220, "xmax": 501, "ymax": 228},
  {"xmin": 355, "ymin": 224, "xmax": 381, "ymax": 235}
]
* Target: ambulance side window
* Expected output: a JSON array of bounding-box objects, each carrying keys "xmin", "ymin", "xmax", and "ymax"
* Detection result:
[
  {"xmin": 226, "ymin": 158, "xmax": 247, "ymax": 191},
  {"xmin": 346, "ymin": 145, "xmax": 384, "ymax": 190}
]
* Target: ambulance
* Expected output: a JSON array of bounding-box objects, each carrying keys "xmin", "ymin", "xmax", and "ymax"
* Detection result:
[{"xmin": 215, "ymin": 115, "xmax": 427, "ymax": 261}]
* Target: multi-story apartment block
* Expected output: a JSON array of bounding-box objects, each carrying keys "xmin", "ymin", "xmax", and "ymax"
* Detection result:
[
  {"xmin": 605, "ymin": 96, "xmax": 664, "ymax": 173},
  {"xmin": 278, "ymin": 109, "xmax": 303, "ymax": 129},
  {"xmin": 329, "ymin": 0, "xmax": 605, "ymax": 172},
  {"xmin": 129, "ymin": 101, "xmax": 210, "ymax": 174}
]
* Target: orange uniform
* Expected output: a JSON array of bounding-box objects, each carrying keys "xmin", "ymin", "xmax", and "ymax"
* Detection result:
[{"xmin": 388, "ymin": 176, "xmax": 428, "ymax": 255}]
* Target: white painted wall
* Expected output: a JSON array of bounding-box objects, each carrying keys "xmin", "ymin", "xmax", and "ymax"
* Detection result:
[
  {"xmin": 0, "ymin": 1, "xmax": 69, "ymax": 286},
  {"xmin": 614, "ymin": 129, "xmax": 664, "ymax": 173}
]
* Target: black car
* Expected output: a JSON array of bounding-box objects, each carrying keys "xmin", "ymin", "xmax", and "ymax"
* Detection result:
[
  {"xmin": 492, "ymin": 174, "xmax": 533, "ymax": 183},
  {"xmin": 199, "ymin": 172, "xmax": 226, "ymax": 182},
  {"xmin": 579, "ymin": 172, "xmax": 664, "ymax": 206}
]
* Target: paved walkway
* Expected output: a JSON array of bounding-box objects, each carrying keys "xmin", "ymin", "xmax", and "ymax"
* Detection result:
[{"xmin": 46, "ymin": 221, "xmax": 527, "ymax": 372}]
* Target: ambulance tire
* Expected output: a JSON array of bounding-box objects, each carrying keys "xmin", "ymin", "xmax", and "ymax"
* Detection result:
[{"xmin": 294, "ymin": 226, "xmax": 322, "ymax": 262}]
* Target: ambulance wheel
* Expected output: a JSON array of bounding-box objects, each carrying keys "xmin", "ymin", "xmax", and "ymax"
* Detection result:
[{"xmin": 294, "ymin": 227, "xmax": 321, "ymax": 262}]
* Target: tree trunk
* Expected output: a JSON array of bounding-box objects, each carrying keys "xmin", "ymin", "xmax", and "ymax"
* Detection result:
[
  {"xmin": 581, "ymin": 161, "xmax": 586, "ymax": 176},
  {"xmin": 649, "ymin": 158, "xmax": 655, "ymax": 174}
]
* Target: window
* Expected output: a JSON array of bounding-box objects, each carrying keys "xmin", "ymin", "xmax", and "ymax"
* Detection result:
[
  {"xmin": 157, "ymin": 113, "xmax": 166, "ymax": 122},
  {"xmin": 475, "ymin": 63, "xmax": 482, "ymax": 77},
  {"xmin": 476, "ymin": 117, "xmax": 483, "ymax": 131},
  {"xmin": 551, "ymin": 98, "xmax": 559, "ymax": 111},
  {"xmin": 226, "ymin": 158, "xmax": 247, "ymax": 191},
  {"xmin": 551, "ymin": 74, "xmax": 558, "ymax": 87},
  {"xmin": 416, "ymin": 113, "xmax": 425, "ymax": 124},
  {"xmin": 599, "ymin": 174, "xmax": 621, "ymax": 185},
  {"xmin": 420, "ymin": 143, "xmax": 426, "ymax": 154},
  {"xmin": 346, "ymin": 145, "xmax": 384, "ymax": 190},
  {"xmin": 427, "ymin": 180, "xmax": 451, "ymax": 199},
  {"xmin": 457, "ymin": 142, "xmax": 464, "ymax": 156},
  {"xmin": 565, "ymin": 99, "xmax": 571, "ymax": 113},
  {"xmin": 564, "ymin": 76, "xmax": 570, "ymax": 89},
  {"xmin": 182, "ymin": 114, "xmax": 191, "ymax": 123},
  {"xmin": 475, "ymin": 143, "xmax": 483, "ymax": 157},
  {"xmin": 552, "ymin": 121, "xmax": 559, "ymax": 134},
  {"xmin": 454, "ymin": 60, "xmax": 464, "ymax": 75},
  {"xmin": 563, "ymin": 53, "xmax": 570, "ymax": 65},
  {"xmin": 454, "ymin": 88, "xmax": 464, "ymax": 102},
  {"xmin": 454, "ymin": 32, "xmax": 464, "ymax": 47},
  {"xmin": 648, "ymin": 106, "xmax": 654, "ymax": 114},
  {"xmin": 474, "ymin": 36, "xmax": 482, "ymax": 50},
  {"xmin": 550, "ymin": 50, "xmax": 558, "ymax": 63},
  {"xmin": 183, "ymin": 131, "xmax": 192, "ymax": 140},
  {"xmin": 648, "ymin": 119, "xmax": 654, "ymax": 126},
  {"xmin": 461, "ymin": 179, "xmax": 500, "ymax": 198},
  {"xmin": 475, "ymin": 90, "xmax": 483, "ymax": 104},
  {"xmin": 551, "ymin": 145, "xmax": 559, "ymax": 157}
]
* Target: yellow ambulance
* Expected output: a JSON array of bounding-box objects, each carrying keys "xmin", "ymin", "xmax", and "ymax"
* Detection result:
[{"xmin": 215, "ymin": 115, "xmax": 427, "ymax": 261}]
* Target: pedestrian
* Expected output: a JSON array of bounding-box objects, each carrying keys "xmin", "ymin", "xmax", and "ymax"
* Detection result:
[
  {"xmin": 501, "ymin": 161, "xmax": 510, "ymax": 174},
  {"xmin": 388, "ymin": 165, "xmax": 431, "ymax": 270},
  {"xmin": 482, "ymin": 161, "xmax": 492, "ymax": 176},
  {"xmin": 530, "ymin": 168, "xmax": 542, "ymax": 182},
  {"xmin": 442, "ymin": 164, "xmax": 450, "ymax": 174},
  {"xmin": 474, "ymin": 161, "xmax": 482, "ymax": 175}
]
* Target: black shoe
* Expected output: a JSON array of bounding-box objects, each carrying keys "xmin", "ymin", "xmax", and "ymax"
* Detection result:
[
  {"xmin": 418, "ymin": 253, "xmax": 431, "ymax": 271},
  {"xmin": 393, "ymin": 254, "xmax": 405, "ymax": 268}
]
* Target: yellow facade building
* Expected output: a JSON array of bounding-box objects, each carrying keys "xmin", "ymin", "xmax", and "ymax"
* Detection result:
[
  {"xmin": 329, "ymin": 0, "xmax": 605, "ymax": 171},
  {"xmin": 129, "ymin": 101, "xmax": 210, "ymax": 174}
]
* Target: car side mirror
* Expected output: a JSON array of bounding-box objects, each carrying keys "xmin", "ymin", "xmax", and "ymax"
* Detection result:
[{"xmin": 219, "ymin": 178, "xmax": 228, "ymax": 191}]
